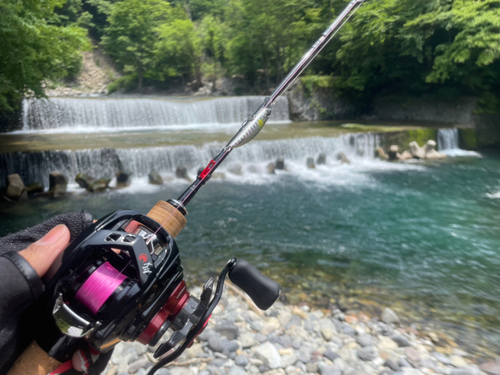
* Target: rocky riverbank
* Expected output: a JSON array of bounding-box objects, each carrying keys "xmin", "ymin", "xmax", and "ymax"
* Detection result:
[{"xmin": 106, "ymin": 284, "xmax": 498, "ymax": 375}]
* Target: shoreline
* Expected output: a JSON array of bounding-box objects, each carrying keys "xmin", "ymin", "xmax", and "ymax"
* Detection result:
[{"xmin": 108, "ymin": 284, "xmax": 497, "ymax": 375}]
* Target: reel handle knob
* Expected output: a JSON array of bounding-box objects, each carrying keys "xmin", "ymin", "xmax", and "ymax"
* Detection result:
[{"xmin": 228, "ymin": 259, "xmax": 281, "ymax": 310}]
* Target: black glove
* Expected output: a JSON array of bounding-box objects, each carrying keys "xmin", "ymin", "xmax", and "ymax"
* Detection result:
[{"xmin": 0, "ymin": 211, "xmax": 113, "ymax": 375}]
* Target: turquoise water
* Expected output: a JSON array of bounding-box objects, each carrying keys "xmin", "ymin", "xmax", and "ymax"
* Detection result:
[{"xmin": 2, "ymin": 152, "xmax": 500, "ymax": 353}]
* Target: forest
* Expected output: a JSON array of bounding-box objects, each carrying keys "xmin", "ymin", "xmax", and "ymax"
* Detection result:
[{"xmin": 1, "ymin": 0, "xmax": 499, "ymax": 114}]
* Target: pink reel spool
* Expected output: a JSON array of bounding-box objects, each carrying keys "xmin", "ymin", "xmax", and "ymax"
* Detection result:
[{"xmin": 75, "ymin": 262, "xmax": 127, "ymax": 315}]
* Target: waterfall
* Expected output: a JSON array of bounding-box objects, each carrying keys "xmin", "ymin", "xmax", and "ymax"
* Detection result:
[
  {"xmin": 0, "ymin": 133, "xmax": 379, "ymax": 188},
  {"xmin": 21, "ymin": 96, "xmax": 290, "ymax": 132},
  {"xmin": 437, "ymin": 128, "xmax": 459, "ymax": 150}
]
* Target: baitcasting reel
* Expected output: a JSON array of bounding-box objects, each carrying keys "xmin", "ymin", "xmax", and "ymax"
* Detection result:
[{"xmin": 34, "ymin": 206, "xmax": 281, "ymax": 375}]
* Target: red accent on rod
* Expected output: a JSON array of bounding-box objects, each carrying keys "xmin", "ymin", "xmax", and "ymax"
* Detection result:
[{"xmin": 199, "ymin": 160, "xmax": 216, "ymax": 179}]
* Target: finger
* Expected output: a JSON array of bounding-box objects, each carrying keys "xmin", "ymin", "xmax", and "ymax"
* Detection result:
[{"xmin": 19, "ymin": 224, "xmax": 70, "ymax": 277}]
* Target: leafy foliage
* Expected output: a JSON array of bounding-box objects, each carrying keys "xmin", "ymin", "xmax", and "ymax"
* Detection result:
[
  {"xmin": 2, "ymin": 0, "xmax": 499, "ymax": 112},
  {"xmin": 0, "ymin": 0, "xmax": 89, "ymax": 112}
]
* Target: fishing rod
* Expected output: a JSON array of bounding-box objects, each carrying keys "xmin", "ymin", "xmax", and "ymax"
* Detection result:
[
  {"xmin": 175, "ymin": 0, "xmax": 365, "ymax": 208},
  {"xmin": 7, "ymin": 2, "xmax": 364, "ymax": 375}
]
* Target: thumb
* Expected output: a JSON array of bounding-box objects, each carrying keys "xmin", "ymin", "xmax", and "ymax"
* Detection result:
[{"xmin": 19, "ymin": 224, "xmax": 70, "ymax": 277}]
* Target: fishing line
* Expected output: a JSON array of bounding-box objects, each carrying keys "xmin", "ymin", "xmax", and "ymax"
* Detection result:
[{"xmin": 75, "ymin": 262, "xmax": 128, "ymax": 315}]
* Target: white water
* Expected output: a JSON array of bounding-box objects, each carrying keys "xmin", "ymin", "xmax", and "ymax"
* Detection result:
[
  {"xmin": 437, "ymin": 128, "xmax": 481, "ymax": 157},
  {"xmin": 3, "ymin": 132, "xmax": 421, "ymax": 190},
  {"xmin": 20, "ymin": 96, "xmax": 290, "ymax": 133}
]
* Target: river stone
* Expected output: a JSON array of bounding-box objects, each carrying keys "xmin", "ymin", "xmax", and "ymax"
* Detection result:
[
  {"xmin": 278, "ymin": 312, "xmax": 292, "ymax": 327},
  {"xmin": 317, "ymin": 153, "xmax": 327, "ymax": 165},
  {"xmin": 175, "ymin": 167, "xmax": 191, "ymax": 182},
  {"xmin": 255, "ymin": 333, "xmax": 268, "ymax": 343},
  {"xmin": 306, "ymin": 363, "xmax": 318, "ymax": 373},
  {"xmin": 324, "ymin": 350, "xmax": 339, "ymax": 362},
  {"xmin": 148, "ymin": 171, "xmax": 163, "ymax": 185},
  {"xmin": 75, "ymin": 173, "xmax": 93, "ymax": 189},
  {"xmin": 221, "ymin": 339, "xmax": 239, "ymax": 352},
  {"xmin": 26, "ymin": 182, "xmax": 44, "ymax": 195},
  {"xmin": 450, "ymin": 356, "xmax": 468, "ymax": 368},
  {"xmin": 215, "ymin": 322, "xmax": 239, "ymax": 339},
  {"xmin": 49, "ymin": 171, "xmax": 68, "ymax": 196},
  {"xmin": 254, "ymin": 342, "xmax": 282, "ymax": 369},
  {"xmin": 156, "ymin": 369, "xmax": 171, "ymax": 375},
  {"xmin": 375, "ymin": 147, "xmax": 389, "ymax": 160},
  {"xmin": 185, "ymin": 343, "xmax": 204, "ymax": 359},
  {"xmin": 198, "ymin": 329, "xmax": 217, "ymax": 342},
  {"xmin": 358, "ymin": 346, "xmax": 378, "ymax": 362},
  {"xmin": 251, "ymin": 320, "xmax": 264, "ymax": 332},
  {"xmin": 210, "ymin": 359, "xmax": 226, "ymax": 367},
  {"xmin": 228, "ymin": 367, "xmax": 247, "ymax": 375},
  {"xmin": 384, "ymin": 359, "xmax": 401, "ymax": 371},
  {"xmin": 356, "ymin": 334, "xmax": 373, "ymax": 347},
  {"xmin": 235, "ymin": 355, "xmax": 249, "ymax": 367},
  {"xmin": 296, "ymin": 350, "xmax": 311, "ymax": 364},
  {"xmin": 342, "ymin": 324, "xmax": 357, "ymax": 337},
  {"xmin": 321, "ymin": 327, "xmax": 334, "ymax": 341},
  {"xmin": 89, "ymin": 177, "xmax": 111, "ymax": 192},
  {"xmin": 267, "ymin": 163, "xmax": 276, "ymax": 174},
  {"xmin": 405, "ymin": 347, "xmax": 420, "ymax": 367},
  {"xmin": 306, "ymin": 157, "xmax": 315, "ymax": 169},
  {"xmin": 346, "ymin": 371, "xmax": 371, "ymax": 375},
  {"xmin": 336, "ymin": 152, "xmax": 351, "ymax": 164},
  {"xmin": 261, "ymin": 317, "xmax": 280, "ymax": 335},
  {"xmin": 381, "ymin": 308, "xmax": 400, "ymax": 325},
  {"xmin": 391, "ymin": 335, "xmax": 410, "ymax": 347},
  {"xmin": 275, "ymin": 158, "xmax": 285, "ymax": 170},
  {"xmin": 116, "ymin": 171, "xmax": 133, "ymax": 188},
  {"xmin": 397, "ymin": 358, "xmax": 411, "ymax": 368},
  {"xmin": 240, "ymin": 333, "xmax": 257, "ymax": 348},
  {"xmin": 208, "ymin": 336, "xmax": 224, "ymax": 352},
  {"xmin": 6, "ymin": 173, "xmax": 27, "ymax": 200},
  {"xmin": 409, "ymin": 142, "xmax": 426, "ymax": 159},
  {"xmin": 400, "ymin": 150, "xmax": 413, "ymax": 160},
  {"xmin": 258, "ymin": 365, "xmax": 270, "ymax": 373},
  {"xmin": 432, "ymin": 352, "xmax": 452, "ymax": 365},
  {"xmin": 451, "ymin": 368, "xmax": 481, "ymax": 375},
  {"xmin": 387, "ymin": 145, "xmax": 399, "ymax": 161},
  {"xmin": 281, "ymin": 354, "xmax": 298, "ymax": 368}
]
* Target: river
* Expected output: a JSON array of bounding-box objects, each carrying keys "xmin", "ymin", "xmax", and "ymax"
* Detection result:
[{"xmin": 1, "ymin": 96, "xmax": 499, "ymax": 355}]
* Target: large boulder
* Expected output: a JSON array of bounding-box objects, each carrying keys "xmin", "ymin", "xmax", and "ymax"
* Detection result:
[
  {"xmin": 275, "ymin": 158, "xmax": 286, "ymax": 170},
  {"xmin": 75, "ymin": 173, "xmax": 94, "ymax": 189},
  {"xmin": 49, "ymin": 171, "xmax": 68, "ymax": 197},
  {"xmin": 88, "ymin": 177, "xmax": 111, "ymax": 192},
  {"xmin": 175, "ymin": 167, "xmax": 191, "ymax": 182},
  {"xmin": 148, "ymin": 171, "xmax": 164, "ymax": 185},
  {"xmin": 266, "ymin": 163, "xmax": 276, "ymax": 174},
  {"xmin": 375, "ymin": 147, "xmax": 389, "ymax": 161},
  {"xmin": 26, "ymin": 182, "xmax": 44, "ymax": 196},
  {"xmin": 399, "ymin": 150, "xmax": 413, "ymax": 160},
  {"xmin": 317, "ymin": 153, "xmax": 327, "ymax": 165},
  {"xmin": 116, "ymin": 171, "xmax": 133, "ymax": 188},
  {"xmin": 424, "ymin": 140, "xmax": 446, "ymax": 159},
  {"xmin": 306, "ymin": 157, "xmax": 315, "ymax": 169},
  {"xmin": 6, "ymin": 174, "xmax": 28, "ymax": 200},
  {"xmin": 387, "ymin": 145, "xmax": 400, "ymax": 161},
  {"xmin": 336, "ymin": 152, "xmax": 351, "ymax": 164},
  {"xmin": 409, "ymin": 142, "xmax": 426, "ymax": 159}
]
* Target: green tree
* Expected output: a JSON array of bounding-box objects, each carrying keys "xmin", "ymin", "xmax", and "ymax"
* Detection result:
[
  {"xmin": 200, "ymin": 15, "xmax": 228, "ymax": 91},
  {"xmin": 0, "ymin": 0, "xmax": 89, "ymax": 112},
  {"xmin": 101, "ymin": 0, "xmax": 171, "ymax": 90},
  {"xmin": 155, "ymin": 15, "xmax": 203, "ymax": 88}
]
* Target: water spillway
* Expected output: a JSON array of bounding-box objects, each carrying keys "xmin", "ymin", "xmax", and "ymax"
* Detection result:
[
  {"xmin": 21, "ymin": 96, "xmax": 290, "ymax": 132},
  {"xmin": 0, "ymin": 132, "xmax": 380, "ymax": 188}
]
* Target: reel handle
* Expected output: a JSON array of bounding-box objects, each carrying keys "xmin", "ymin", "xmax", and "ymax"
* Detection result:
[{"xmin": 229, "ymin": 259, "xmax": 281, "ymax": 310}]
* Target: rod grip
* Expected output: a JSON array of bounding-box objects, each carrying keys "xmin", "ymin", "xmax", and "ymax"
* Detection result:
[
  {"xmin": 7, "ymin": 341, "xmax": 62, "ymax": 375},
  {"xmin": 228, "ymin": 259, "xmax": 281, "ymax": 310},
  {"xmin": 147, "ymin": 201, "xmax": 187, "ymax": 238}
]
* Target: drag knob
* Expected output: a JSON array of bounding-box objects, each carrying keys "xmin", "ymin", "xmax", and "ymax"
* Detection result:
[{"xmin": 228, "ymin": 259, "xmax": 281, "ymax": 310}]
